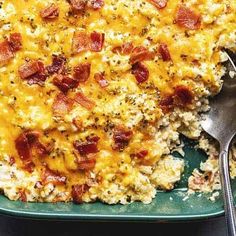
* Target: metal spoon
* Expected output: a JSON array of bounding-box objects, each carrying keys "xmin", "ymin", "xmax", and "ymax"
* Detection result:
[{"xmin": 201, "ymin": 52, "xmax": 236, "ymax": 236}]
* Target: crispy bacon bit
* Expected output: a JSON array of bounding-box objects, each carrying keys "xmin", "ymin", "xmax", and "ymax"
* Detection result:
[
  {"xmin": 74, "ymin": 92, "xmax": 95, "ymax": 110},
  {"xmin": 47, "ymin": 55, "xmax": 66, "ymax": 75},
  {"xmin": 18, "ymin": 60, "xmax": 47, "ymax": 85},
  {"xmin": 159, "ymin": 95, "xmax": 174, "ymax": 112},
  {"xmin": 40, "ymin": 3, "xmax": 59, "ymax": 19},
  {"xmin": 94, "ymin": 72, "xmax": 109, "ymax": 88},
  {"xmin": 72, "ymin": 184, "xmax": 89, "ymax": 204},
  {"xmin": 175, "ymin": 5, "xmax": 201, "ymax": 30},
  {"xmin": 87, "ymin": 0, "xmax": 104, "ymax": 9},
  {"xmin": 75, "ymin": 153, "xmax": 97, "ymax": 170},
  {"xmin": 72, "ymin": 32, "xmax": 90, "ymax": 54},
  {"xmin": 112, "ymin": 42, "xmax": 134, "ymax": 55},
  {"xmin": 53, "ymin": 74, "xmax": 78, "ymax": 93},
  {"xmin": 15, "ymin": 130, "xmax": 49, "ymax": 161},
  {"xmin": 9, "ymin": 33, "xmax": 22, "ymax": 52},
  {"xmin": 69, "ymin": 0, "xmax": 87, "ymax": 12},
  {"xmin": 15, "ymin": 132, "xmax": 32, "ymax": 160},
  {"xmin": 148, "ymin": 0, "xmax": 167, "ymax": 9},
  {"xmin": 159, "ymin": 43, "xmax": 171, "ymax": 61},
  {"xmin": 74, "ymin": 136, "xmax": 100, "ymax": 156},
  {"xmin": 136, "ymin": 150, "xmax": 148, "ymax": 158},
  {"xmin": 132, "ymin": 62, "xmax": 149, "ymax": 84},
  {"xmin": 90, "ymin": 32, "xmax": 105, "ymax": 52},
  {"xmin": 130, "ymin": 46, "xmax": 155, "ymax": 65},
  {"xmin": 113, "ymin": 126, "xmax": 133, "ymax": 151},
  {"xmin": 19, "ymin": 189, "xmax": 27, "ymax": 202},
  {"xmin": 174, "ymin": 85, "xmax": 193, "ymax": 105},
  {"xmin": 52, "ymin": 93, "xmax": 74, "ymax": 116},
  {"xmin": 73, "ymin": 63, "xmax": 91, "ymax": 83},
  {"xmin": 0, "ymin": 40, "xmax": 14, "ymax": 65},
  {"xmin": 42, "ymin": 169, "xmax": 66, "ymax": 185},
  {"xmin": 23, "ymin": 161, "xmax": 35, "ymax": 173}
]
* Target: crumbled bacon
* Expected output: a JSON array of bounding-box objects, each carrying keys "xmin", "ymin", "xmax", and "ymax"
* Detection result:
[
  {"xmin": 75, "ymin": 153, "xmax": 97, "ymax": 170},
  {"xmin": 18, "ymin": 60, "xmax": 47, "ymax": 85},
  {"xmin": 159, "ymin": 43, "xmax": 171, "ymax": 61},
  {"xmin": 69, "ymin": 0, "xmax": 87, "ymax": 12},
  {"xmin": 175, "ymin": 5, "xmax": 201, "ymax": 30},
  {"xmin": 87, "ymin": 0, "xmax": 104, "ymax": 9},
  {"xmin": 174, "ymin": 85, "xmax": 193, "ymax": 105},
  {"xmin": 40, "ymin": 3, "xmax": 59, "ymax": 19},
  {"xmin": 112, "ymin": 42, "xmax": 134, "ymax": 55},
  {"xmin": 159, "ymin": 95, "xmax": 174, "ymax": 112},
  {"xmin": 90, "ymin": 32, "xmax": 105, "ymax": 52},
  {"xmin": 74, "ymin": 92, "xmax": 95, "ymax": 110},
  {"xmin": 8, "ymin": 33, "xmax": 22, "ymax": 52},
  {"xmin": 72, "ymin": 31, "xmax": 90, "ymax": 54},
  {"xmin": 47, "ymin": 55, "xmax": 66, "ymax": 75},
  {"xmin": 136, "ymin": 150, "xmax": 148, "ymax": 158},
  {"xmin": 73, "ymin": 63, "xmax": 91, "ymax": 83},
  {"xmin": 113, "ymin": 126, "xmax": 133, "ymax": 151},
  {"xmin": 74, "ymin": 136, "xmax": 100, "ymax": 156},
  {"xmin": 148, "ymin": 0, "xmax": 167, "ymax": 9},
  {"xmin": 52, "ymin": 93, "xmax": 74, "ymax": 116},
  {"xmin": 130, "ymin": 46, "xmax": 155, "ymax": 65},
  {"xmin": 0, "ymin": 40, "xmax": 14, "ymax": 65},
  {"xmin": 53, "ymin": 74, "xmax": 78, "ymax": 93},
  {"xmin": 19, "ymin": 189, "xmax": 27, "ymax": 202},
  {"xmin": 15, "ymin": 130, "xmax": 50, "ymax": 160},
  {"xmin": 42, "ymin": 169, "xmax": 67, "ymax": 185},
  {"xmin": 94, "ymin": 72, "xmax": 109, "ymax": 88},
  {"xmin": 23, "ymin": 161, "xmax": 35, "ymax": 173},
  {"xmin": 71, "ymin": 184, "xmax": 89, "ymax": 204},
  {"xmin": 132, "ymin": 62, "xmax": 149, "ymax": 84}
]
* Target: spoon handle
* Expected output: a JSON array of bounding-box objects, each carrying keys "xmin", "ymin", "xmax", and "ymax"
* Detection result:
[{"xmin": 220, "ymin": 149, "xmax": 236, "ymax": 236}]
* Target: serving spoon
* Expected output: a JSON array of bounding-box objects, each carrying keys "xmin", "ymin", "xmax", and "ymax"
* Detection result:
[{"xmin": 201, "ymin": 52, "xmax": 236, "ymax": 236}]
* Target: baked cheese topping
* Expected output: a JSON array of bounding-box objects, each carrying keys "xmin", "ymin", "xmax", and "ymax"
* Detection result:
[{"xmin": 0, "ymin": 0, "xmax": 235, "ymax": 204}]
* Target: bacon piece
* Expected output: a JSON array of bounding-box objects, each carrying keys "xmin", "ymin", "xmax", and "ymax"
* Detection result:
[
  {"xmin": 148, "ymin": 0, "xmax": 167, "ymax": 9},
  {"xmin": 113, "ymin": 126, "xmax": 133, "ymax": 151},
  {"xmin": 87, "ymin": 0, "xmax": 104, "ymax": 9},
  {"xmin": 130, "ymin": 46, "xmax": 155, "ymax": 64},
  {"xmin": 19, "ymin": 189, "xmax": 27, "ymax": 202},
  {"xmin": 76, "ymin": 154, "xmax": 96, "ymax": 170},
  {"xmin": 42, "ymin": 169, "xmax": 66, "ymax": 185},
  {"xmin": 94, "ymin": 72, "xmax": 109, "ymax": 88},
  {"xmin": 175, "ymin": 5, "xmax": 201, "ymax": 30},
  {"xmin": 18, "ymin": 60, "xmax": 47, "ymax": 85},
  {"xmin": 112, "ymin": 42, "xmax": 134, "ymax": 55},
  {"xmin": 159, "ymin": 95, "xmax": 174, "ymax": 112},
  {"xmin": 136, "ymin": 150, "xmax": 148, "ymax": 158},
  {"xmin": 72, "ymin": 32, "xmax": 90, "ymax": 54},
  {"xmin": 69, "ymin": 0, "xmax": 87, "ymax": 12},
  {"xmin": 15, "ymin": 132, "xmax": 32, "ymax": 160},
  {"xmin": 9, "ymin": 33, "xmax": 22, "ymax": 52},
  {"xmin": 0, "ymin": 40, "xmax": 14, "ymax": 65},
  {"xmin": 132, "ymin": 62, "xmax": 149, "ymax": 84},
  {"xmin": 47, "ymin": 55, "xmax": 66, "ymax": 75},
  {"xmin": 90, "ymin": 32, "xmax": 105, "ymax": 52},
  {"xmin": 53, "ymin": 74, "xmax": 78, "ymax": 93},
  {"xmin": 159, "ymin": 43, "xmax": 171, "ymax": 61},
  {"xmin": 74, "ymin": 92, "xmax": 95, "ymax": 110},
  {"xmin": 74, "ymin": 136, "xmax": 100, "ymax": 156},
  {"xmin": 174, "ymin": 85, "xmax": 193, "ymax": 105},
  {"xmin": 52, "ymin": 93, "xmax": 74, "ymax": 116},
  {"xmin": 73, "ymin": 63, "xmax": 91, "ymax": 83},
  {"xmin": 40, "ymin": 3, "xmax": 59, "ymax": 19},
  {"xmin": 72, "ymin": 184, "xmax": 89, "ymax": 204}
]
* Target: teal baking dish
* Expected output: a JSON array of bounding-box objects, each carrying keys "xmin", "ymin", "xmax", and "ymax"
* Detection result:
[{"xmin": 0, "ymin": 138, "xmax": 233, "ymax": 221}]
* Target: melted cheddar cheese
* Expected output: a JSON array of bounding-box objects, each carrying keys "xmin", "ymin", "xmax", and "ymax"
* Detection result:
[{"xmin": 0, "ymin": 0, "xmax": 235, "ymax": 204}]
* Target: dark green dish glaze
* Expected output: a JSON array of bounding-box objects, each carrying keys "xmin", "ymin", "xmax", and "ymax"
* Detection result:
[{"xmin": 0, "ymin": 139, "xmax": 234, "ymax": 221}]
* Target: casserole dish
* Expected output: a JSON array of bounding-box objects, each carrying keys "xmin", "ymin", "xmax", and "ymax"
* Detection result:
[{"xmin": 0, "ymin": 139, "xmax": 232, "ymax": 221}]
